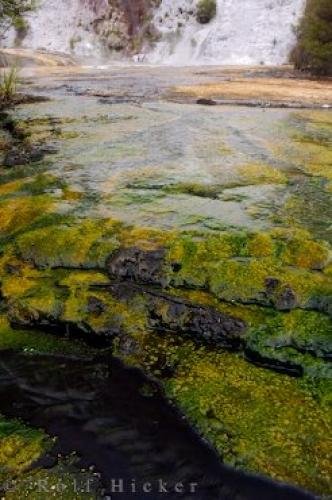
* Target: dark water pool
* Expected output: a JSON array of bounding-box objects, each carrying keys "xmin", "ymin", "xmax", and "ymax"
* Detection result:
[{"xmin": 0, "ymin": 351, "xmax": 315, "ymax": 500}]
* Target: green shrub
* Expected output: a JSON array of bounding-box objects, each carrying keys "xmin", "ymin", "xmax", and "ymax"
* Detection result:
[
  {"xmin": 292, "ymin": 0, "xmax": 332, "ymax": 75},
  {"xmin": 196, "ymin": 0, "xmax": 217, "ymax": 24}
]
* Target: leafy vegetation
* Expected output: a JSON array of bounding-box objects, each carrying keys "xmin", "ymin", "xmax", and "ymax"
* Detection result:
[
  {"xmin": 292, "ymin": 0, "xmax": 332, "ymax": 75},
  {"xmin": 196, "ymin": 0, "xmax": 217, "ymax": 24},
  {"xmin": 0, "ymin": 0, "xmax": 33, "ymax": 38}
]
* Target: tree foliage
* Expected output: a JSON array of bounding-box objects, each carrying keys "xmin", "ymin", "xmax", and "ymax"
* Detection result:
[
  {"xmin": 196, "ymin": 0, "xmax": 217, "ymax": 24},
  {"xmin": 292, "ymin": 0, "xmax": 332, "ymax": 75},
  {"xmin": 0, "ymin": 0, "xmax": 34, "ymax": 38}
]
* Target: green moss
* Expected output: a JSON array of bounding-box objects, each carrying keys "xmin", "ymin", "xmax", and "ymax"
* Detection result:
[
  {"xmin": 0, "ymin": 415, "xmax": 98, "ymax": 499},
  {"xmin": 166, "ymin": 228, "xmax": 331, "ymax": 308},
  {"xmin": 62, "ymin": 283, "xmax": 148, "ymax": 337},
  {"xmin": 246, "ymin": 308, "xmax": 332, "ymax": 369},
  {"xmin": 5, "ymin": 465, "xmax": 100, "ymax": 499},
  {"xmin": 0, "ymin": 180, "xmax": 24, "ymax": 197},
  {"xmin": 164, "ymin": 182, "xmax": 222, "ymax": 199},
  {"xmin": 115, "ymin": 326, "xmax": 331, "ymax": 494},
  {"xmin": 162, "ymin": 165, "xmax": 287, "ymax": 200},
  {"xmin": 0, "ymin": 414, "xmax": 51, "ymax": 484},
  {"xmin": 164, "ymin": 345, "xmax": 331, "ymax": 494},
  {"xmin": 15, "ymin": 220, "xmax": 120, "ymax": 269},
  {"xmin": 118, "ymin": 224, "xmax": 175, "ymax": 251},
  {"xmin": 0, "ymin": 314, "xmax": 90, "ymax": 356},
  {"xmin": 237, "ymin": 163, "xmax": 288, "ymax": 185},
  {"xmin": 0, "ymin": 195, "xmax": 54, "ymax": 238}
]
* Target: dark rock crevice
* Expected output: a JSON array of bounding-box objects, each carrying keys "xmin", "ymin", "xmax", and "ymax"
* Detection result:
[{"xmin": 0, "ymin": 111, "xmax": 57, "ymax": 167}]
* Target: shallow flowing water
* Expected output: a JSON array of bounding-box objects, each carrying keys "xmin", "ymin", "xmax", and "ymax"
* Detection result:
[{"xmin": 12, "ymin": 66, "xmax": 332, "ymax": 238}]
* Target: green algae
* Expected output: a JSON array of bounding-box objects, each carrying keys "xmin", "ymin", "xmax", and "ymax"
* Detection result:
[
  {"xmin": 0, "ymin": 415, "xmax": 99, "ymax": 499},
  {"xmin": 245, "ymin": 309, "xmax": 332, "ymax": 395},
  {"xmin": 0, "ymin": 179, "xmax": 24, "ymax": 197},
  {"xmin": 164, "ymin": 182, "xmax": 223, "ymax": 199},
  {"xmin": 114, "ymin": 327, "xmax": 331, "ymax": 494},
  {"xmin": 156, "ymin": 164, "xmax": 288, "ymax": 201},
  {"xmin": 15, "ymin": 220, "xmax": 120, "ymax": 269},
  {"xmin": 118, "ymin": 224, "xmax": 176, "ymax": 251},
  {"xmin": 61, "ymin": 275, "xmax": 148, "ymax": 338},
  {"xmin": 21, "ymin": 174, "xmax": 66, "ymax": 196},
  {"xmin": 0, "ymin": 106, "xmax": 331, "ymax": 496},
  {"xmin": 0, "ymin": 314, "xmax": 90, "ymax": 356},
  {"xmin": 5, "ymin": 465, "xmax": 100, "ymax": 499},
  {"xmin": 0, "ymin": 414, "xmax": 52, "ymax": 485},
  {"xmin": 165, "ymin": 345, "xmax": 331, "ymax": 494},
  {"xmin": 1, "ymin": 203, "xmax": 330, "ymax": 333},
  {"xmin": 165, "ymin": 228, "xmax": 331, "ymax": 310},
  {"xmin": 111, "ymin": 188, "xmax": 166, "ymax": 206},
  {"xmin": 169, "ymin": 288, "xmax": 268, "ymax": 325},
  {"xmin": 1, "ymin": 205, "xmax": 330, "ymax": 342},
  {"xmin": 277, "ymin": 181, "xmax": 332, "ymax": 243},
  {"xmin": 0, "ymin": 195, "xmax": 54, "ymax": 239},
  {"xmin": 288, "ymin": 111, "xmax": 332, "ymax": 193},
  {"xmin": 247, "ymin": 309, "xmax": 331, "ymax": 359},
  {"xmin": 236, "ymin": 163, "xmax": 288, "ymax": 185},
  {"xmin": 0, "ymin": 226, "xmax": 331, "ymax": 496}
]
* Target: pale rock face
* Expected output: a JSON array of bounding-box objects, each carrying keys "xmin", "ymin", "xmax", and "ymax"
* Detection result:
[
  {"xmin": 4, "ymin": 0, "xmax": 128, "ymax": 57},
  {"xmin": 3, "ymin": 0, "xmax": 306, "ymax": 65},
  {"xmin": 10, "ymin": 0, "xmax": 101, "ymax": 55},
  {"xmin": 148, "ymin": 0, "xmax": 307, "ymax": 65}
]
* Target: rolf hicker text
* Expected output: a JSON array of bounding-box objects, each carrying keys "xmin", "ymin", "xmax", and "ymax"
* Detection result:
[{"xmin": 2, "ymin": 477, "xmax": 199, "ymax": 495}]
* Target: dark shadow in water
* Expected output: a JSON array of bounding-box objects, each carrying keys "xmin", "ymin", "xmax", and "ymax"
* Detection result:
[{"xmin": 0, "ymin": 351, "xmax": 316, "ymax": 500}]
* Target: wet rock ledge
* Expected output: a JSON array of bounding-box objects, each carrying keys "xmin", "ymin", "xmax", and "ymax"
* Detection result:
[{"xmin": 0, "ymin": 217, "xmax": 329, "ymax": 379}]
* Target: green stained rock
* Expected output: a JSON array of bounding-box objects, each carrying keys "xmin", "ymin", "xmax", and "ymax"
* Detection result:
[
  {"xmin": 164, "ymin": 344, "xmax": 331, "ymax": 494},
  {"xmin": 166, "ymin": 228, "xmax": 331, "ymax": 312},
  {"xmin": 0, "ymin": 148, "xmax": 331, "ymax": 496},
  {"xmin": 15, "ymin": 220, "xmax": 121, "ymax": 269},
  {"xmin": 5, "ymin": 465, "xmax": 101, "ymax": 499},
  {"xmin": 0, "ymin": 195, "xmax": 54, "ymax": 238},
  {"xmin": 0, "ymin": 414, "xmax": 99, "ymax": 499},
  {"xmin": 0, "ymin": 414, "xmax": 51, "ymax": 485},
  {"xmin": 245, "ymin": 309, "xmax": 332, "ymax": 378},
  {"xmin": 114, "ymin": 326, "xmax": 331, "ymax": 494},
  {"xmin": 0, "ymin": 314, "xmax": 90, "ymax": 356}
]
